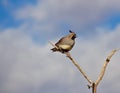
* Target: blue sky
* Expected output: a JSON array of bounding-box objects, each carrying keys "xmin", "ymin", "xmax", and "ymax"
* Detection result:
[
  {"xmin": 0, "ymin": 0, "xmax": 37, "ymax": 28},
  {"xmin": 1, "ymin": 0, "xmax": 120, "ymax": 42},
  {"xmin": 0, "ymin": 0, "xmax": 120, "ymax": 93},
  {"xmin": 1, "ymin": 0, "xmax": 120, "ymax": 40}
]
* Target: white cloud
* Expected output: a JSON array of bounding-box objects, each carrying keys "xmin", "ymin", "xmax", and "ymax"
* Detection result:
[
  {"xmin": 0, "ymin": 27, "xmax": 78, "ymax": 93},
  {"xmin": 14, "ymin": 0, "xmax": 120, "ymax": 30},
  {"xmin": 1, "ymin": 0, "xmax": 120, "ymax": 93},
  {"xmin": 0, "ymin": 24, "xmax": 120, "ymax": 93},
  {"xmin": 15, "ymin": 5, "xmax": 47, "ymax": 21}
]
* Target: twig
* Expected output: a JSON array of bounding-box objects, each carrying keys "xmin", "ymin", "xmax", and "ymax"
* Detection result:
[
  {"xmin": 50, "ymin": 41, "xmax": 119, "ymax": 93},
  {"xmin": 49, "ymin": 41, "xmax": 92, "ymax": 84},
  {"xmin": 95, "ymin": 49, "xmax": 119, "ymax": 86},
  {"xmin": 65, "ymin": 52, "xmax": 93, "ymax": 84},
  {"xmin": 49, "ymin": 41, "xmax": 59, "ymax": 49}
]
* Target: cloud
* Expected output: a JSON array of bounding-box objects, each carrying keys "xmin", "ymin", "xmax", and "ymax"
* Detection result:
[
  {"xmin": 13, "ymin": 0, "xmax": 120, "ymax": 30},
  {"xmin": 9, "ymin": 0, "xmax": 120, "ymax": 44},
  {"xmin": 0, "ymin": 27, "xmax": 79, "ymax": 93},
  {"xmin": 0, "ymin": 23, "xmax": 120, "ymax": 93},
  {"xmin": 1, "ymin": 0, "xmax": 120, "ymax": 93}
]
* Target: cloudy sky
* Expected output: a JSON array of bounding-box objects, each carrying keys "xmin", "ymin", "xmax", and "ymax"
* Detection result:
[{"xmin": 0, "ymin": 0, "xmax": 120, "ymax": 93}]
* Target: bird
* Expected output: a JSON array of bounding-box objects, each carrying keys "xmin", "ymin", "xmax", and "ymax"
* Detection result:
[{"xmin": 51, "ymin": 30, "xmax": 76, "ymax": 53}]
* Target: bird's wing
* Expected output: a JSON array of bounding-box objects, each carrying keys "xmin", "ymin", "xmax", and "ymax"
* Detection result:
[{"xmin": 55, "ymin": 37, "xmax": 66, "ymax": 46}]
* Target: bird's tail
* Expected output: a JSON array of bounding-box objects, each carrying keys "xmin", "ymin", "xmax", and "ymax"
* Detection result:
[{"xmin": 51, "ymin": 48, "xmax": 58, "ymax": 52}]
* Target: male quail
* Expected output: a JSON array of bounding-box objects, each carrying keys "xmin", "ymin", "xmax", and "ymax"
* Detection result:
[{"xmin": 51, "ymin": 30, "xmax": 76, "ymax": 53}]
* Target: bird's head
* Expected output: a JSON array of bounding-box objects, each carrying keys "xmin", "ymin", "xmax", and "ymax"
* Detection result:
[{"xmin": 69, "ymin": 30, "xmax": 77, "ymax": 40}]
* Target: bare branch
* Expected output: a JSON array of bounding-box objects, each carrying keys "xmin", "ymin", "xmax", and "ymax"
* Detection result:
[
  {"xmin": 92, "ymin": 83, "xmax": 97, "ymax": 93},
  {"xmin": 95, "ymin": 49, "xmax": 119, "ymax": 86},
  {"xmin": 49, "ymin": 41, "xmax": 92, "ymax": 85},
  {"xmin": 65, "ymin": 52, "xmax": 93, "ymax": 84},
  {"xmin": 50, "ymin": 41, "xmax": 119, "ymax": 93},
  {"xmin": 49, "ymin": 41, "xmax": 59, "ymax": 49}
]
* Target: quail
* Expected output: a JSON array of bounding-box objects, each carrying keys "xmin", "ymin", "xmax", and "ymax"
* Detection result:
[{"xmin": 51, "ymin": 30, "xmax": 76, "ymax": 53}]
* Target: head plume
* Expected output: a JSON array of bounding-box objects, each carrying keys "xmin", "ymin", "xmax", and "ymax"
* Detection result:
[{"xmin": 68, "ymin": 30, "xmax": 77, "ymax": 39}]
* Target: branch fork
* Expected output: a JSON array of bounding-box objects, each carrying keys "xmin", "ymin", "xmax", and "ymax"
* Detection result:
[{"xmin": 50, "ymin": 41, "xmax": 119, "ymax": 93}]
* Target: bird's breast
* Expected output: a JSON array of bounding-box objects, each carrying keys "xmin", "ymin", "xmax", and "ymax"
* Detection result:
[{"xmin": 58, "ymin": 45, "xmax": 71, "ymax": 50}]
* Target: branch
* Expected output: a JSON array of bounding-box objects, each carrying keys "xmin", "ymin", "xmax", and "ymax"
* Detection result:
[
  {"xmin": 50, "ymin": 41, "xmax": 120, "ymax": 92},
  {"xmin": 49, "ymin": 41, "xmax": 59, "ymax": 49},
  {"xmin": 65, "ymin": 52, "xmax": 93, "ymax": 84},
  {"xmin": 95, "ymin": 49, "xmax": 119, "ymax": 86},
  {"xmin": 49, "ymin": 41, "xmax": 93, "ymax": 85}
]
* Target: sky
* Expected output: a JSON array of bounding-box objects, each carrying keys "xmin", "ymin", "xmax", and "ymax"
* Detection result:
[{"xmin": 0, "ymin": 0, "xmax": 120, "ymax": 93}]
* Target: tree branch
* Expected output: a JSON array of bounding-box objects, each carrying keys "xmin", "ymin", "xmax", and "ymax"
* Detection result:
[
  {"xmin": 49, "ymin": 41, "xmax": 92, "ymax": 84},
  {"xmin": 95, "ymin": 49, "xmax": 119, "ymax": 86},
  {"xmin": 65, "ymin": 52, "xmax": 93, "ymax": 84},
  {"xmin": 50, "ymin": 41, "xmax": 119, "ymax": 93},
  {"xmin": 49, "ymin": 41, "xmax": 59, "ymax": 49}
]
